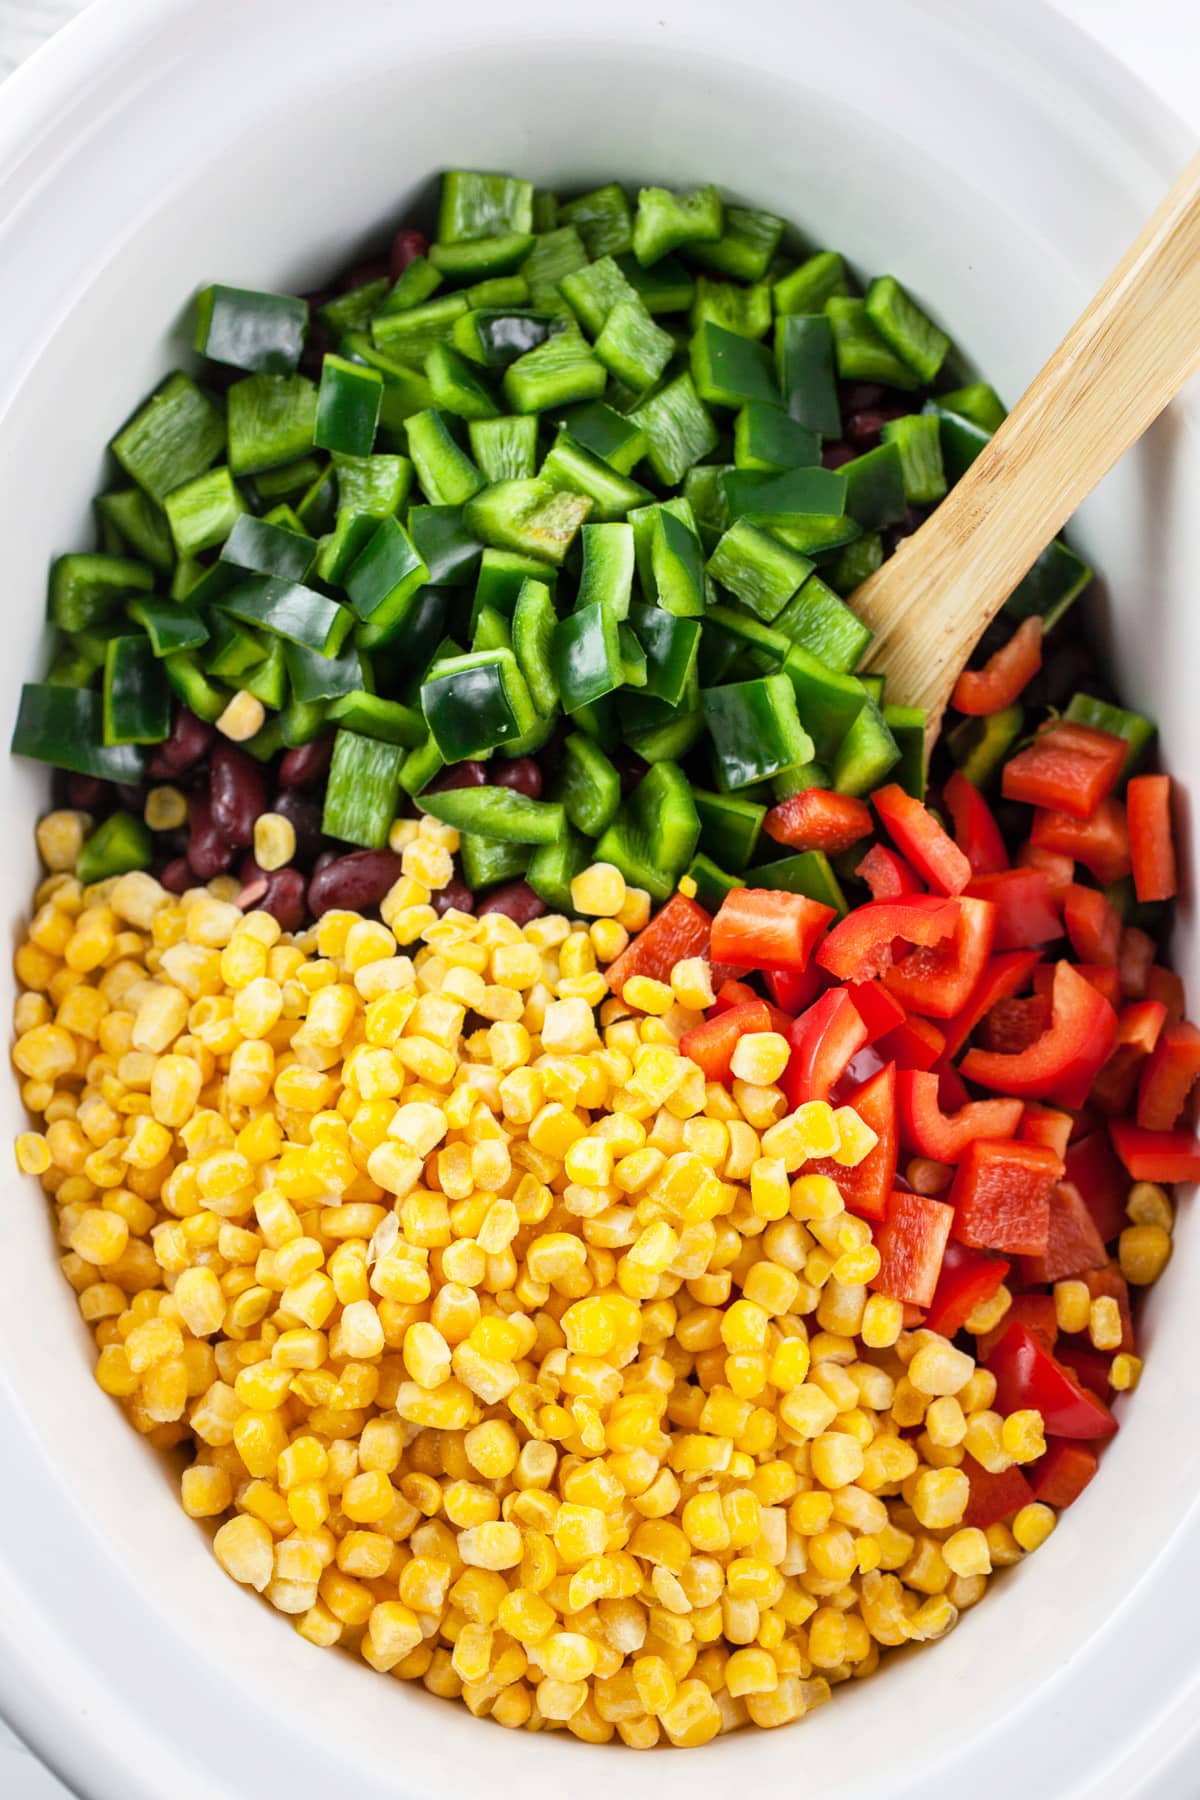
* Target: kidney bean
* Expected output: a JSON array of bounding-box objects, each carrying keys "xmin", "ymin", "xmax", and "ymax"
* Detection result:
[
  {"xmin": 210, "ymin": 742, "xmax": 267, "ymax": 848},
  {"xmin": 273, "ymin": 788, "xmax": 325, "ymax": 867},
  {"xmin": 153, "ymin": 707, "xmax": 215, "ymax": 777},
  {"xmin": 477, "ymin": 880, "xmax": 546, "ymax": 924},
  {"xmin": 389, "ymin": 228, "xmax": 429, "ymax": 280},
  {"xmin": 491, "ymin": 756, "xmax": 542, "ymax": 799},
  {"xmin": 426, "ymin": 759, "xmax": 487, "ymax": 793},
  {"xmin": 312, "ymin": 849, "xmax": 339, "ymax": 877},
  {"xmin": 838, "ymin": 380, "xmax": 885, "ymax": 413},
  {"xmin": 160, "ymin": 856, "xmax": 193, "ymax": 895},
  {"xmin": 822, "ymin": 441, "xmax": 856, "ymax": 471},
  {"xmin": 308, "ymin": 850, "xmax": 404, "ymax": 917},
  {"xmin": 611, "ymin": 748, "xmax": 649, "ymax": 798},
  {"xmin": 432, "ymin": 876, "xmax": 475, "ymax": 917},
  {"xmin": 65, "ymin": 774, "xmax": 109, "ymax": 811},
  {"xmin": 846, "ymin": 405, "xmax": 910, "ymax": 449},
  {"xmin": 115, "ymin": 781, "xmax": 146, "ymax": 811},
  {"xmin": 278, "ymin": 733, "xmax": 336, "ymax": 790},
  {"xmin": 186, "ymin": 793, "xmax": 235, "ymax": 879},
  {"xmin": 235, "ymin": 877, "xmax": 269, "ymax": 911},
  {"xmin": 258, "ymin": 868, "xmax": 308, "ymax": 931}
]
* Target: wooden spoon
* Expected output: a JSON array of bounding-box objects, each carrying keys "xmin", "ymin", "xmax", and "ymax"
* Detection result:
[{"xmin": 852, "ymin": 149, "xmax": 1200, "ymax": 757}]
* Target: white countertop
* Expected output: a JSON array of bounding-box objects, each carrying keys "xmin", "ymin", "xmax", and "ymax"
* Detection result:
[{"xmin": 0, "ymin": 1, "xmax": 1196, "ymax": 1794}]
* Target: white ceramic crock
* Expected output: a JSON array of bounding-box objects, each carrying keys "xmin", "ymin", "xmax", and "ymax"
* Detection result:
[{"xmin": 0, "ymin": 2, "xmax": 1198, "ymax": 1795}]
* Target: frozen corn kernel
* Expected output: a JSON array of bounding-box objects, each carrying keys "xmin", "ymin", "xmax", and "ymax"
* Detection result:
[
  {"xmin": 216, "ymin": 690, "xmax": 266, "ymax": 743},
  {"xmin": 1001, "ymin": 1409, "xmax": 1046, "ymax": 1464},
  {"xmin": 571, "ymin": 863, "xmax": 627, "ymax": 918},
  {"xmin": 1054, "ymin": 1279, "xmax": 1091, "ymax": 1336},
  {"xmin": 730, "ymin": 1032, "xmax": 790, "ymax": 1086},
  {"xmin": 1110, "ymin": 1352, "xmax": 1143, "ymax": 1391},
  {"xmin": 253, "ymin": 813, "xmax": 296, "ymax": 872},
  {"xmin": 1119, "ymin": 1223, "xmax": 1171, "ymax": 1286},
  {"xmin": 671, "ymin": 957, "xmax": 714, "ymax": 1011},
  {"xmin": 1088, "ymin": 1296, "xmax": 1122, "ymax": 1351},
  {"xmin": 1125, "ymin": 1182, "xmax": 1172, "ymax": 1231},
  {"xmin": 1012, "ymin": 1503, "xmax": 1057, "ymax": 1553}
]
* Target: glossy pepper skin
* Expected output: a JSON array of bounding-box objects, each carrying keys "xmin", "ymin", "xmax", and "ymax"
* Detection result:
[
  {"xmin": 986, "ymin": 1321, "xmax": 1118, "ymax": 1440},
  {"xmin": 783, "ymin": 989, "xmax": 868, "ymax": 1106},
  {"xmin": 817, "ymin": 894, "xmax": 958, "ymax": 982},
  {"xmin": 805, "ymin": 1063, "xmax": 897, "ymax": 1222},
  {"xmin": 873, "ymin": 783, "xmax": 972, "ymax": 896},
  {"xmin": 924, "ymin": 1241, "xmax": 1011, "ymax": 1339},
  {"xmin": 962, "ymin": 959, "xmax": 1118, "ymax": 1108},
  {"xmin": 710, "ymin": 888, "xmax": 835, "ymax": 972},
  {"xmin": 1003, "ymin": 719, "xmax": 1127, "ymax": 820},
  {"xmin": 1127, "ymin": 773, "xmax": 1178, "ymax": 902},
  {"xmin": 895, "ymin": 1072, "xmax": 1023, "ymax": 1163},
  {"xmin": 883, "ymin": 895, "xmax": 997, "ymax": 1020}
]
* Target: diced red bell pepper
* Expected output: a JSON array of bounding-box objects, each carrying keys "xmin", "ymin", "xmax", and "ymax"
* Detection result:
[
  {"xmin": 977, "ymin": 994, "xmax": 1052, "ymax": 1055},
  {"xmin": 875, "ymin": 1014, "xmax": 946, "ymax": 1071},
  {"xmin": 943, "ymin": 770, "xmax": 1009, "ymax": 877},
  {"xmin": 679, "ymin": 999, "xmax": 774, "ymax": 1084},
  {"xmin": 1136, "ymin": 1019, "xmax": 1200, "ymax": 1132},
  {"xmin": 1017, "ymin": 842, "xmax": 1076, "ymax": 903},
  {"xmin": 1084, "ymin": 1264, "xmax": 1135, "ymax": 1353},
  {"xmin": 924, "ymin": 1241, "xmax": 1011, "ymax": 1338},
  {"xmin": 1089, "ymin": 998, "xmax": 1169, "ymax": 1116},
  {"xmin": 1020, "ymin": 1180, "xmax": 1110, "ymax": 1284},
  {"xmin": 1031, "ymin": 962, "xmax": 1122, "ymax": 1011},
  {"xmin": 883, "ymin": 896, "xmax": 997, "ymax": 1020},
  {"xmin": 962, "ymin": 1455, "xmax": 1037, "ymax": 1530},
  {"xmin": 937, "ymin": 1063, "xmax": 972, "ymax": 1114},
  {"xmin": 845, "ymin": 980, "xmax": 906, "ymax": 1046},
  {"xmin": 607, "ymin": 892, "xmax": 712, "ymax": 998},
  {"xmin": 763, "ymin": 788, "xmax": 873, "ymax": 856},
  {"xmin": 817, "ymin": 894, "xmax": 958, "ymax": 982},
  {"xmin": 873, "ymin": 783, "xmax": 972, "ymax": 897},
  {"xmin": 854, "ymin": 843, "xmax": 924, "ymax": 900},
  {"xmin": 1002, "ymin": 719, "xmax": 1127, "ymax": 820},
  {"xmin": 1029, "ymin": 799, "xmax": 1131, "ymax": 886},
  {"xmin": 1020, "ymin": 1105, "xmax": 1074, "ymax": 1160},
  {"xmin": 1063, "ymin": 1132, "xmax": 1128, "ymax": 1244},
  {"xmin": 1118, "ymin": 925, "xmax": 1156, "ymax": 1001},
  {"xmin": 712, "ymin": 978, "xmax": 760, "ymax": 1014},
  {"xmin": 951, "ymin": 617, "xmax": 1043, "ymax": 717},
  {"xmin": 763, "ymin": 964, "xmax": 825, "ymax": 1015},
  {"xmin": 870, "ymin": 1189, "xmax": 953, "ymax": 1308},
  {"xmin": 1127, "ymin": 773, "xmax": 1177, "ymax": 903},
  {"xmin": 711, "ymin": 888, "xmax": 835, "ymax": 972},
  {"xmin": 965, "ymin": 868, "xmax": 1062, "ymax": 952},
  {"xmin": 1063, "ymin": 883, "xmax": 1121, "ymax": 968},
  {"xmin": 1110, "ymin": 1117, "xmax": 1200, "ymax": 1183},
  {"xmin": 940, "ymin": 949, "xmax": 1042, "ymax": 1061},
  {"xmin": 1054, "ymin": 1342, "xmax": 1113, "ymax": 1403},
  {"xmin": 896, "ymin": 1070, "xmax": 1024, "ymax": 1162},
  {"xmin": 1147, "ymin": 964, "xmax": 1186, "ymax": 1028},
  {"xmin": 783, "ymin": 987, "xmax": 868, "ymax": 1106},
  {"xmin": 986, "ymin": 1320, "xmax": 1118, "ymax": 1439},
  {"xmin": 962, "ymin": 960, "xmax": 1118, "ymax": 1109},
  {"xmin": 1031, "ymin": 1440, "xmax": 1099, "ymax": 1509},
  {"xmin": 950, "ymin": 1137, "xmax": 1062, "ymax": 1255},
  {"xmin": 977, "ymin": 1292, "xmax": 1059, "ymax": 1361},
  {"xmin": 805, "ymin": 1063, "xmax": 897, "ymax": 1223}
]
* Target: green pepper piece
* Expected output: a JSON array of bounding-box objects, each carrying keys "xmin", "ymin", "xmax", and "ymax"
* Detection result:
[
  {"xmin": 1005, "ymin": 539, "xmax": 1092, "ymax": 630},
  {"xmin": 704, "ymin": 674, "xmax": 814, "ymax": 790},
  {"xmin": 507, "ymin": 578, "xmax": 559, "ymax": 715},
  {"xmin": 594, "ymin": 300, "xmax": 674, "ymax": 394},
  {"xmin": 1063, "ymin": 693, "xmax": 1155, "ymax": 777},
  {"xmin": 860, "ymin": 674, "xmax": 886, "ymax": 706},
  {"xmin": 685, "ymin": 854, "xmax": 741, "ymax": 911},
  {"xmin": 570, "ymin": 523, "xmax": 631, "ymax": 621},
  {"xmin": 227, "ymin": 373, "xmax": 319, "ymax": 476},
  {"xmin": 248, "ymin": 454, "xmax": 325, "ymax": 505},
  {"xmin": 405, "ymin": 409, "xmax": 484, "ymax": 505},
  {"xmin": 557, "ymin": 732, "xmax": 622, "ymax": 837},
  {"xmin": 315, "ymin": 511, "xmax": 379, "ymax": 587},
  {"xmin": 826, "ymin": 297, "xmax": 920, "ymax": 391},
  {"xmin": 526, "ymin": 829, "xmax": 592, "ymax": 914},
  {"xmin": 163, "ymin": 651, "xmax": 230, "ymax": 723},
  {"xmin": 559, "ymin": 185, "xmax": 635, "ymax": 260},
  {"xmin": 344, "ymin": 517, "xmax": 429, "ymax": 635},
  {"xmin": 45, "ymin": 644, "xmax": 102, "ymax": 689},
  {"xmin": 780, "ymin": 645, "xmax": 870, "ymax": 762},
  {"xmin": 947, "ymin": 704, "xmax": 1025, "ymax": 790},
  {"xmin": 723, "ymin": 465, "xmax": 847, "ymax": 526},
  {"xmin": 95, "ymin": 489, "xmax": 175, "ymax": 572},
  {"xmin": 706, "ymin": 521, "xmax": 812, "ymax": 622},
  {"xmin": 334, "ymin": 453, "xmax": 413, "ymax": 519},
  {"xmin": 939, "ymin": 383, "xmax": 1007, "ymax": 433},
  {"xmin": 221, "ymin": 513, "xmax": 317, "ymax": 582},
  {"xmin": 418, "ymin": 786, "xmax": 565, "ymax": 845},
  {"xmin": 540, "ymin": 435, "xmax": 652, "ymax": 522},
  {"xmin": 841, "ymin": 444, "xmax": 908, "ymax": 532},
  {"xmin": 691, "ymin": 322, "xmax": 779, "ymax": 410},
  {"xmin": 630, "ymin": 374, "xmax": 719, "ymax": 485},
  {"xmin": 271, "ymin": 698, "xmax": 324, "ymax": 749},
  {"xmin": 770, "ymin": 761, "xmax": 832, "ymax": 802},
  {"xmin": 472, "ymin": 604, "xmax": 512, "ymax": 652},
  {"xmin": 827, "ymin": 532, "xmax": 884, "ymax": 597},
  {"xmin": 883, "ymin": 704, "xmax": 927, "ymax": 800},
  {"xmin": 464, "ymin": 281, "xmax": 530, "ymax": 317},
  {"xmin": 703, "ymin": 602, "xmax": 790, "ymax": 667},
  {"xmin": 111, "ymin": 372, "xmax": 226, "ymax": 503},
  {"xmin": 194, "ymin": 285, "xmax": 308, "ymax": 374},
  {"xmin": 633, "ymin": 185, "xmax": 723, "ymax": 266},
  {"xmin": 398, "ymin": 733, "xmax": 445, "ymax": 797},
  {"xmin": 220, "ymin": 574, "xmax": 353, "ymax": 656},
  {"xmin": 771, "ymin": 574, "xmax": 872, "ymax": 673},
  {"xmin": 520, "ymin": 225, "xmax": 589, "ymax": 311},
  {"xmin": 687, "ymin": 205, "xmax": 784, "ymax": 284},
  {"xmin": 425, "ymin": 345, "xmax": 501, "ymax": 422},
  {"xmin": 692, "ymin": 788, "xmax": 765, "ymax": 873},
  {"xmin": 594, "ymin": 761, "xmax": 700, "ymax": 902},
  {"xmin": 773, "ymin": 315, "xmax": 841, "ymax": 437},
  {"xmin": 552, "ymin": 602, "xmax": 623, "ymax": 712},
  {"xmin": 616, "ymin": 252, "xmax": 694, "ymax": 315},
  {"xmin": 375, "ymin": 259, "xmax": 444, "ymax": 318},
  {"xmin": 864, "ymin": 275, "xmax": 950, "ymax": 384},
  {"xmin": 421, "ymin": 648, "xmax": 537, "ymax": 759},
  {"xmin": 126, "ymin": 597, "xmax": 208, "ymax": 657},
  {"xmin": 460, "ymin": 834, "xmax": 529, "ymax": 891},
  {"xmin": 11, "ymin": 684, "xmax": 145, "ymax": 782},
  {"xmin": 321, "ymin": 730, "xmax": 406, "ymax": 848},
  {"xmin": 76, "ymin": 811, "xmax": 152, "ymax": 885},
  {"xmin": 372, "ymin": 295, "xmax": 470, "ymax": 363},
  {"xmin": 451, "ymin": 310, "xmax": 561, "ymax": 369},
  {"xmin": 468, "ymin": 416, "xmax": 539, "ymax": 484},
  {"xmin": 314, "ymin": 355, "xmax": 382, "ymax": 456},
  {"xmin": 648, "ymin": 507, "xmax": 706, "ymax": 618},
  {"xmin": 464, "ymin": 480, "xmax": 591, "ymax": 566},
  {"xmin": 831, "ymin": 699, "xmax": 900, "ymax": 796},
  {"xmin": 204, "ymin": 612, "xmax": 269, "ymax": 681},
  {"xmin": 557, "ymin": 402, "xmax": 647, "ymax": 475},
  {"xmin": 284, "ymin": 640, "xmax": 364, "ymax": 704},
  {"xmin": 97, "ymin": 636, "xmax": 168, "ymax": 747},
  {"xmin": 625, "ymin": 696, "xmax": 706, "ymax": 765},
  {"xmin": 472, "ymin": 549, "xmax": 557, "ymax": 627},
  {"xmin": 243, "ymin": 714, "xmax": 286, "ymax": 763},
  {"xmin": 734, "ymin": 404, "xmax": 820, "ymax": 474},
  {"xmin": 627, "ymin": 603, "xmax": 702, "ymax": 709},
  {"xmin": 48, "ymin": 554, "xmax": 153, "ymax": 634},
  {"xmin": 690, "ymin": 275, "xmax": 773, "ymax": 341},
  {"xmin": 408, "ymin": 506, "xmax": 484, "ymax": 586},
  {"xmin": 773, "ymin": 251, "xmax": 850, "ymax": 317},
  {"xmin": 879, "ymin": 413, "xmax": 947, "ymax": 505},
  {"xmin": 439, "ymin": 171, "xmax": 534, "ymax": 245},
  {"xmin": 320, "ymin": 279, "xmax": 391, "ymax": 337},
  {"xmin": 925, "ymin": 401, "xmax": 992, "ymax": 484},
  {"xmin": 682, "ymin": 465, "xmax": 733, "ymax": 553},
  {"xmin": 560, "ymin": 256, "xmax": 640, "ymax": 337},
  {"xmin": 503, "ymin": 326, "xmax": 607, "ymax": 413},
  {"xmin": 748, "ymin": 850, "xmax": 847, "ymax": 914},
  {"xmin": 367, "ymin": 588, "xmax": 450, "ymax": 685},
  {"xmin": 240, "ymin": 637, "xmax": 288, "ymax": 711},
  {"xmin": 163, "ymin": 466, "xmax": 245, "ymax": 559},
  {"xmin": 620, "ymin": 621, "xmax": 647, "ymax": 688}
]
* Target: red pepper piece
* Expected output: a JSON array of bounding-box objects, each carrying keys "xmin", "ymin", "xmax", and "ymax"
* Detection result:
[
  {"xmin": 817, "ymin": 894, "xmax": 958, "ymax": 982},
  {"xmin": 1031, "ymin": 1440, "xmax": 1099, "ymax": 1509},
  {"xmin": 1135, "ymin": 1019, "xmax": 1200, "ymax": 1132},
  {"xmin": 711, "ymin": 888, "xmax": 835, "ymax": 971},
  {"xmin": 1064, "ymin": 1132, "xmax": 1128, "ymax": 1243},
  {"xmin": 1020, "ymin": 1105, "xmax": 1074, "ymax": 1160},
  {"xmin": 896, "ymin": 1070, "xmax": 1024, "ymax": 1162},
  {"xmin": 854, "ymin": 843, "xmax": 924, "ymax": 900},
  {"xmin": 1084, "ymin": 1264, "xmax": 1135, "ymax": 1353},
  {"xmin": 943, "ymin": 770, "xmax": 1009, "ymax": 876},
  {"xmin": 1063, "ymin": 883, "xmax": 1121, "ymax": 967},
  {"xmin": 977, "ymin": 1292, "xmax": 1059, "ymax": 1361},
  {"xmin": 1110, "ymin": 1117, "xmax": 1200, "ymax": 1183},
  {"xmin": 1017, "ymin": 842, "xmax": 1076, "ymax": 902},
  {"xmin": 874, "ymin": 1014, "xmax": 946, "ymax": 1071},
  {"xmin": 1127, "ymin": 773, "xmax": 1177, "ymax": 903},
  {"xmin": 1090, "ymin": 998, "xmax": 1170, "ymax": 1116},
  {"xmin": 883, "ymin": 896, "xmax": 997, "ymax": 1020},
  {"xmin": 782, "ymin": 988, "xmax": 868, "ymax": 1106},
  {"xmin": 962, "ymin": 960, "xmax": 1118, "ymax": 1109},
  {"xmin": 940, "ymin": 949, "xmax": 1043, "ymax": 1061},
  {"xmin": 873, "ymin": 783, "xmax": 972, "ymax": 896},
  {"xmin": 1029, "ymin": 798, "xmax": 1131, "ymax": 886},
  {"xmin": 679, "ymin": 1000, "xmax": 773, "ymax": 1084},
  {"xmin": 870, "ymin": 1189, "xmax": 953, "ymax": 1307},
  {"xmin": 713, "ymin": 978, "xmax": 759, "ymax": 1014},
  {"xmin": 845, "ymin": 980, "xmax": 906, "ymax": 1046},
  {"xmin": 962, "ymin": 1455, "xmax": 1037, "ymax": 1530},
  {"xmin": 763, "ymin": 788, "xmax": 873, "ymax": 857},
  {"xmin": 937, "ymin": 1063, "xmax": 972, "ymax": 1114},
  {"xmin": 1031, "ymin": 962, "xmax": 1121, "ymax": 1011},
  {"xmin": 986, "ymin": 1320, "xmax": 1118, "ymax": 1439},
  {"xmin": 1002, "ymin": 719, "xmax": 1127, "ymax": 820},
  {"xmin": 977, "ymin": 995, "xmax": 1053, "ymax": 1054},
  {"xmin": 763, "ymin": 964, "xmax": 826, "ymax": 1016},
  {"xmin": 965, "ymin": 869, "xmax": 1062, "ymax": 952},
  {"xmin": 950, "ymin": 1137, "xmax": 1062, "ymax": 1255},
  {"xmin": 924, "ymin": 1241, "xmax": 1011, "ymax": 1338},
  {"xmin": 607, "ymin": 892, "xmax": 712, "ymax": 998},
  {"xmin": 1020, "ymin": 1181, "xmax": 1110, "ymax": 1284},
  {"xmin": 805, "ymin": 1063, "xmax": 897, "ymax": 1222},
  {"xmin": 951, "ymin": 616, "xmax": 1043, "ymax": 716},
  {"xmin": 1118, "ymin": 925, "xmax": 1156, "ymax": 1001},
  {"xmin": 1056, "ymin": 1341, "xmax": 1114, "ymax": 1402},
  {"xmin": 1146, "ymin": 964, "xmax": 1186, "ymax": 1028}
]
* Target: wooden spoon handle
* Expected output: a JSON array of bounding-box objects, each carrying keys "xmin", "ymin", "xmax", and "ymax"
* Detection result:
[{"xmin": 852, "ymin": 149, "xmax": 1200, "ymax": 744}]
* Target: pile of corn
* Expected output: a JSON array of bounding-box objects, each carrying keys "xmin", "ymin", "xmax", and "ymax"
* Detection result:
[{"xmin": 12, "ymin": 814, "xmax": 1059, "ymax": 1749}]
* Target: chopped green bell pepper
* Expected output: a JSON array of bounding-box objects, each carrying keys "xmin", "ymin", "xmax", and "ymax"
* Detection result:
[
  {"xmin": 321, "ymin": 729, "xmax": 406, "ymax": 848},
  {"xmin": 194, "ymin": 285, "xmax": 308, "ymax": 374},
  {"xmin": 421, "ymin": 648, "xmax": 537, "ymax": 758},
  {"xmin": 704, "ymin": 674, "xmax": 814, "ymax": 790},
  {"xmin": 594, "ymin": 760, "xmax": 700, "ymax": 901}
]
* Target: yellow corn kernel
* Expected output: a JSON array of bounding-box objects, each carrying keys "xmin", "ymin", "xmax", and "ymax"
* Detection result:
[
  {"xmin": 1119, "ymin": 1223, "xmax": 1171, "ymax": 1286},
  {"xmin": 943, "ymin": 1527, "xmax": 991, "ymax": 1578},
  {"xmin": 909, "ymin": 1339, "xmax": 975, "ymax": 1397},
  {"xmin": 1012, "ymin": 1503, "xmax": 1057, "ymax": 1553},
  {"xmin": 570, "ymin": 862, "xmax": 627, "ymax": 919},
  {"xmin": 216, "ymin": 690, "xmax": 266, "ymax": 742},
  {"xmin": 213, "ymin": 1513, "xmax": 274, "ymax": 1590},
  {"xmin": 1088, "ymin": 1295, "xmax": 1123, "ymax": 1351},
  {"xmin": 1054, "ymin": 1279, "xmax": 1092, "ymax": 1335},
  {"xmin": 1110, "ymin": 1352, "xmax": 1143, "ymax": 1391},
  {"xmin": 1125, "ymin": 1181, "xmax": 1172, "ymax": 1231},
  {"xmin": 911, "ymin": 1467, "xmax": 969, "ymax": 1530},
  {"xmin": 730, "ymin": 1032, "xmax": 791, "ymax": 1087},
  {"xmin": 1001, "ymin": 1408, "xmax": 1046, "ymax": 1464}
]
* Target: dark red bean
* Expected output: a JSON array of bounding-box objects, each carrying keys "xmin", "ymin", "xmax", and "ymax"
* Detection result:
[
  {"xmin": 389, "ymin": 228, "xmax": 429, "ymax": 281},
  {"xmin": 160, "ymin": 857, "xmax": 193, "ymax": 895},
  {"xmin": 115, "ymin": 781, "xmax": 146, "ymax": 811},
  {"xmin": 477, "ymin": 880, "xmax": 546, "ymax": 924},
  {"xmin": 278, "ymin": 734, "xmax": 336, "ymax": 790},
  {"xmin": 308, "ymin": 851, "xmax": 404, "ymax": 917},
  {"xmin": 257, "ymin": 868, "xmax": 308, "ymax": 932},
  {"xmin": 426, "ymin": 759, "xmax": 487, "ymax": 794},
  {"xmin": 822, "ymin": 442, "xmax": 856, "ymax": 471},
  {"xmin": 235, "ymin": 877, "xmax": 269, "ymax": 911},
  {"xmin": 153, "ymin": 707, "xmax": 215, "ymax": 777},
  {"xmin": 66, "ymin": 774, "xmax": 109, "ymax": 811},
  {"xmin": 838, "ymin": 381, "xmax": 885, "ymax": 413},
  {"xmin": 339, "ymin": 255, "xmax": 390, "ymax": 292},
  {"xmin": 312, "ymin": 849, "xmax": 339, "ymax": 877},
  {"xmin": 272, "ymin": 789, "xmax": 325, "ymax": 867},
  {"xmin": 186, "ymin": 794, "xmax": 235, "ymax": 879},
  {"xmin": 611, "ymin": 748, "xmax": 649, "ymax": 798},
  {"xmin": 846, "ymin": 405, "xmax": 910, "ymax": 449},
  {"xmin": 490, "ymin": 757, "xmax": 543, "ymax": 800},
  {"xmin": 432, "ymin": 876, "xmax": 475, "ymax": 917},
  {"xmin": 209, "ymin": 743, "xmax": 267, "ymax": 848}
]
